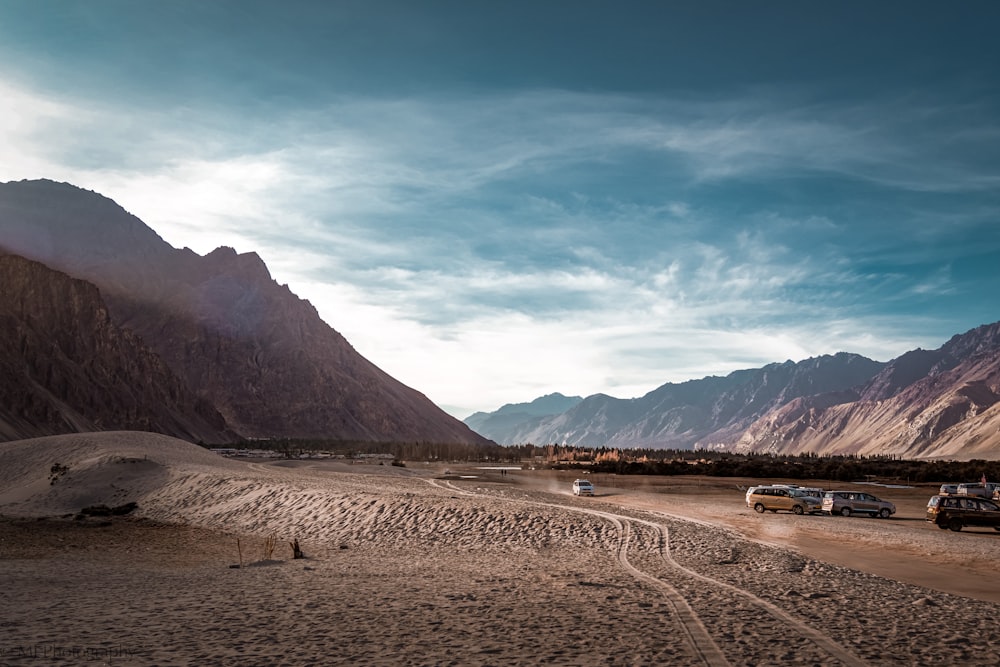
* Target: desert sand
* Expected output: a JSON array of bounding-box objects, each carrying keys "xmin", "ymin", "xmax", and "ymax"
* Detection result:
[{"xmin": 1, "ymin": 432, "xmax": 998, "ymax": 666}]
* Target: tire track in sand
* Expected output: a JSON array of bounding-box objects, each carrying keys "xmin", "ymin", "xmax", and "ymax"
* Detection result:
[
  {"xmin": 632, "ymin": 514, "xmax": 868, "ymax": 667},
  {"xmin": 429, "ymin": 480, "xmax": 726, "ymax": 665},
  {"xmin": 588, "ymin": 508, "xmax": 730, "ymax": 667},
  {"xmin": 429, "ymin": 479, "xmax": 867, "ymax": 667}
]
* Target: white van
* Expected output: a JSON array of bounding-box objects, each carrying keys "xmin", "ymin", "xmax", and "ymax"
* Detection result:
[{"xmin": 572, "ymin": 479, "xmax": 595, "ymax": 496}]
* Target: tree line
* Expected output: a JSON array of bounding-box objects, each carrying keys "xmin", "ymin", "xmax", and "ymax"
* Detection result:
[{"xmin": 216, "ymin": 439, "xmax": 1000, "ymax": 483}]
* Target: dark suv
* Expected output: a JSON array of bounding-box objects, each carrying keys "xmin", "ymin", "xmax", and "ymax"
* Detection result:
[{"xmin": 926, "ymin": 494, "xmax": 1000, "ymax": 532}]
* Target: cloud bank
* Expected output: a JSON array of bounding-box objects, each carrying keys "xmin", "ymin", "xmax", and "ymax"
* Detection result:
[{"xmin": 1, "ymin": 71, "xmax": 998, "ymax": 416}]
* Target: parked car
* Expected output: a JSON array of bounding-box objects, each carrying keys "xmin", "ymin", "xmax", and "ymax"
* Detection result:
[
  {"xmin": 926, "ymin": 494, "xmax": 1000, "ymax": 532},
  {"xmin": 744, "ymin": 483, "xmax": 806, "ymax": 506},
  {"xmin": 747, "ymin": 486, "xmax": 822, "ymax": 515},
  {"xmin": 822, "ymin": 491, "xmax": 895, "ymax": 518},
  {"xmin": 572, "ymin": 479, "xmax": 594, "ymax": 496},
  {"xmin": 939, "ymin": 484, "xmax": 959, "ymax": 495},
  {"xmin": 956, "ymin": 483, "xmax": 992, "ymax": 498},
  {"xmin": 796, "ymin": 486, "xmax": 825, "ymax": 499}
]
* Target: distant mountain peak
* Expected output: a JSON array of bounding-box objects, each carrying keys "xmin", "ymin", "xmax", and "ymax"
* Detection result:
[
  {"xmin": 495, "ymin": 392, "xmax": 584, "ymax": 415},
  {"xmin": 464, "ymin": 392, "xmax": 584, "ymax": 436}
]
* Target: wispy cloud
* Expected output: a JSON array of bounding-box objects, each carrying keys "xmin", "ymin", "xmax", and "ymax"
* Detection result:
[{"xmin": 2, "ymin": 75, "xmax": 996, "ymax": 416}]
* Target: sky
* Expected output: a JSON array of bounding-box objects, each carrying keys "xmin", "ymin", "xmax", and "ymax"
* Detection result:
[{"xmin": 2, "ymin": 1, "xmax": 999, "ymax": 419}]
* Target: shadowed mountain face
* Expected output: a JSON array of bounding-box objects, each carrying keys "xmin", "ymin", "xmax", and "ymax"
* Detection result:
[
  {"xmin": 0, "ymin": 179, "xmax": 491, "ymax": 445},
  {"xmin": 0, "ymin": 253, "xmax": 234, "ymax": 442},
  {"xmin": 469, "ymin": 327, "xmax": 1000, "ymax": 459}
]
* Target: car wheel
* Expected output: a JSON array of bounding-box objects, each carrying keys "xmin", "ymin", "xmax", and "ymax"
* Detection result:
[
  {"xmin": 792, "ymin": 505, "xmax": 804, "ymax": 515},
  {"xmin": 754, "ymin": 503, "xmax": 765, "ymax": 513},
  {"xmin": 948, "ymin": 518, "xmax": 963, "ymax": 532},
  {"xmin": 938, "ymin": 522, "xmax": 949, "ymax": 530},
  {"xmin": 878, "ymin": 508, "xmax": 891, "ymax": 519},
  {"xmin": 839, "ymin": 507, "xmax": 852, "ymax": 517}
]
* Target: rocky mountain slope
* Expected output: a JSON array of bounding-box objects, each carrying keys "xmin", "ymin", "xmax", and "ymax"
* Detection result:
[
  {"xmin": 470, "ymin": 323, "xmax": 1000, "ymax": 459},
  {"xmin": 472, "ymin": 353, "xmax": 885, "ymax": 449},
  {"xmin": 0, "ymin": 179, "xmax": 491, "ymax": 445},
  {"xmin": 737, "ymin": 322, "xmax": 1000, "ymax": 459},
  {"xmin": 0, "ymin": 253, "xmax": 233, "ymax": 442}
]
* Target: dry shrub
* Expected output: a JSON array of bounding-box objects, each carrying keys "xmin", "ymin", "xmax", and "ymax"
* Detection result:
[{"xmin": 262, "ymin": 534, "xmax": 277, "ymax": 561}]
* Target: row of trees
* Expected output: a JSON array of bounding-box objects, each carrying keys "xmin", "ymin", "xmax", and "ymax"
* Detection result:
[
  {"xmin": 576, "ymin": 454, "xmax": 1000, "ymax": 483},
  {"xmin": 221, "ymin": 439, "xmax": 999, "ymax": 483},
  {"xmin": 246, "ymin": 438, "xmax": 516, "ymax": 463}
]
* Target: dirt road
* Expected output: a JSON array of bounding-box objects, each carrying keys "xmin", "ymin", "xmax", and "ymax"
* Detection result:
[{"xmin": 498, "ymin": 470, "xmax": 1000, "ymax": 604}]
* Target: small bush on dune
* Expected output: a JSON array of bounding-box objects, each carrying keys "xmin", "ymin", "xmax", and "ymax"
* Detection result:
[
  {"xmin": 79, "ymin": 502, "xmax": 138, "ymax": 517},
  {"xmin": 49, "ymin": 463, "xmax": 70, "ymax": 484}
]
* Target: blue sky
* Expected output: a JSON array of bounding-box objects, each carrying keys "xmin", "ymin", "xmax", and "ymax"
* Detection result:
[{"xmin": 2, "ymin": 1, "xmax": 999, "ymax": 418}]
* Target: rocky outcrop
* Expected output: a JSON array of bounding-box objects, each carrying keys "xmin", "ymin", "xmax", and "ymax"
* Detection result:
[
  {"xmin": 0, "ymin": 253, "xmax": 233, "ymax": 442},
  {"xmin": 0, "ymin": 179, "xmax": 490, "ymax": 445}
]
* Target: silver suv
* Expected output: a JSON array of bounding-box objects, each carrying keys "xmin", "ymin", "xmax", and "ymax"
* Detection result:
[{"xmin": 822, "ymin": 491, "xmax": 895, "ymax": 518}]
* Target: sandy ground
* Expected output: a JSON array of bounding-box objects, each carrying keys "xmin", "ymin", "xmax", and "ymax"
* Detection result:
[
  {"xmin": 1, "ymin": 433, "xmax": 999, "ymax": 666},
  {"xmin": 507, "ymin": 471, "xmax": 1000, "ymax": 604}
]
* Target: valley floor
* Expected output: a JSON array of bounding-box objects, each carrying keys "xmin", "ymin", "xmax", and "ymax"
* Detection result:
[{"xmin": 1, "ymin": 435, "xmax": 999, "ymax": 666}]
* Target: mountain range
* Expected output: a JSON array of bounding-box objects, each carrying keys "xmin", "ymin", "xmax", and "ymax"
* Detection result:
[
  {"xmin": 463, "ymin": 393, "xmax": 584, "ymax": 436},
  {"xmin": 464, "ymin": 325, "xmax": 1000, "ymax": 460},
  {"xmin": 0, "ymin": 179, "xmax": 490, "ymax": 446}
]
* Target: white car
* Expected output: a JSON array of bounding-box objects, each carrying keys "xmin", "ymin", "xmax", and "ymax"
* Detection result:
[{"xmin": 572, "ymin": 479, "xmax": 595, "ymax": 496}]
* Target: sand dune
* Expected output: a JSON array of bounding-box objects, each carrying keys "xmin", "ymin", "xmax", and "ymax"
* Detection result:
[{"xmin": 2, "ymin": 432, "xmax": 999, "ymax": 666}]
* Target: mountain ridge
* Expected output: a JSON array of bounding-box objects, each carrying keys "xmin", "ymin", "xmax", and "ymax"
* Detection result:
[
  {"xmin": 464, "ymin": 392, "xmax": 583, "ymax": 435},
  {"xmin": 736, "ymin": 321, "xmax": 1000, "ymax": 459},
  {"xmin": 467, "ymin": 330, "xmax": 1000, "ymax": 460},
  {"xmin": 0, "ymin": 179, "xmax": 491, "ymax": 445},
  {"xmin": 469, "ymin": 353, "xmax": 885, "ymax": 448}
]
